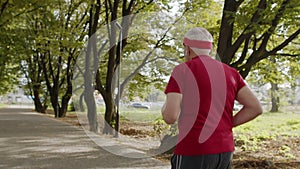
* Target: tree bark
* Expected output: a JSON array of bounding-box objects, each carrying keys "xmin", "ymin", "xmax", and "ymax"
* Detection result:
[
  {"xmin": 103, "ymin": 92, "xmax": 115, "ymax": 134},
  {"xmin": 218, "ymin": 0, "xmax": 241, "ymax": 64},
  {"xmin": 270, "ymin": 82, "xmax": 279, "ymax": 112},
  {"xmin": 32, "ymin": 86, "xmax": 46, "ymax": 113},
  {"xmin": 79, "ymin": 93, "xmax": 85, "ymax": 112},
  {"xmin": 83, "ymin": 1, "xmax": 102, "ymax": 132}
]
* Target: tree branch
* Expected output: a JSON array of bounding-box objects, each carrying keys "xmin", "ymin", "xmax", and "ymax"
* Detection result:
[
  {"xmin": 118, "ymin": 8, "xmax": 188, "ymax": 98},
  {"xmin": 259, "ymin": 0, "xmax": 291, "ymax": 51},
  {"xmin": 231, "ymin": 0, "xmax": 267, "ymax": 60},
  {"xmin": 134, "ymin": 0, "xmax": 154, "ymax": 14},
  {"xmin": 95, "ymin": 69, "xmax": 106, "ymax": 97},
  {"xmin": 231, "ymin": 36, "xmax": 251, "ymax": 68},
  {"xmin": 217, "ymin": 0, "xmax": 243, "ymax": 63},
  {"xmin": 0, "ymin": 5, "xmax": 41, "ymax": 27},
  {"xmin": 274, "ymin": 53, "xmax": 299, "ymax": 57},
  {"xmin": 0, "ymin": 0, "xmax": 9, "ymax": 18},
  {"xmin": 146, "ymin": 56, "xmax": 178, "ymax": 64},
  {"xmin": 268, "ymin": 28, "xmax": 300, "ymax": 56}
]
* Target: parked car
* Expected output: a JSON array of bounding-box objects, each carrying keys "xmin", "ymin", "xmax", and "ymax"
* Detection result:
[{"xmin": 131, "ymin": 103, "xmax": 150, "ymax": 109}]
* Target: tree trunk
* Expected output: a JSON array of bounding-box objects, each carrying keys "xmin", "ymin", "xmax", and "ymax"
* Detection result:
[
  {"xmin": 270, "ymin": 82, "xmax": 279, "ymax": 112},
  {"xmin": 50, "ymin": 90, "xmax": 60, "ymax": 118},
  {"xmin": 80, "ymin": 1, "xmax": 102, "ymax": 132},
  {"xmin": 84, "ymin": 37, "xmax": 98, "ymax": 131},
  {"xmin": 290, "ymin": 84, "xmax": 296, "ymax": 105},
  {"xmin": 59, "ymin": 56, "xmax": 73, "ymax": 118},
  {"xmin": 103, "ymin": 93, "xmax": 115, "ymax": 135},
  {"xmin": 217, "ymin": 0, "xmax": 241, "ymax": 65},
  {"xmin": 60, "ymin": 94, "xmax": 71, "ymax": 118},
  {"xmin": 84, "ymin": 31, "xmax": 97, "ymax": 131},
  {"xmin": 32, "ymin": 87, "xmax": 46, "ymax": 113},
  {"xmin": 79, "ymin": 93, "xmax": 85, "ymax": 112},
  {"xmin": 33, "ymin": 96, "xmax": 46, "ymax": 113},
  {"xmin": 84, "ymin": 85, "xmax": 98, "ymax": 132}
]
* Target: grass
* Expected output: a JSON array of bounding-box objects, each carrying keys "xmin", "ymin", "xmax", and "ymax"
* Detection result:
[
  {"xmin": 72, "ymin": 105, "xmax": 162, "ymax": 123},
  {"xmin": 0, "ymin": 103, "xmax": 6, "ymax": 108},
  {"xmin": 120, "ymin": 107, "xmax": 161, "ymax": 122},
  {"xmin": 71, "ymin": 105, "xmax": 300, "ymax": 138},
  {"xmin": 73, "ymin": 105, "xmax": 300, "ymax": 133},
  {"xmin": 233, "ymin": 111, "xmax": 300, "ymax": 137}
]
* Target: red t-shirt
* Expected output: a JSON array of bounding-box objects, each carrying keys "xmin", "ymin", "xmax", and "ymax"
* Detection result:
[{"xmin": 165, "ymin": 56, "xmax": 246, "ymax": 155}]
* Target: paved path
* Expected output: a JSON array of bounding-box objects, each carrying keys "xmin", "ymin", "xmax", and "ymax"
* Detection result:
[{"xmin": 0, "ymin": 107, "xmax": 170, "ymax": 169}]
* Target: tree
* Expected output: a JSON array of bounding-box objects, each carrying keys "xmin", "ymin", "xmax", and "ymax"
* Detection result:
[
  {"xmin": 218, "ymin": 0, "xmax": 300, "ymax": 78},
  {"xmin": 288, "ymin": 57, "xmax": 300, "ymax": 105},
  {"xmin": 248, "ymin": 56, "xmax": 286, "ymax": 112},
  {"xmin": 14, "ymin": 0, "xmax": 89, "ymax": 116},
  {"xmin": 73, "ymin": 0, "xmax": 192, "ymax": 134},
  {"xmin": 83, "ymin": 0, "xmax": 102, "ymax": 132},
  {"xmin": 39, "ymin": 0, "xmax": 89, "ymax": 117},
  {"xmin": 96, "ymin": 1, "xmax": 192, "ymax": 135},
  {"xmin": 0, "ymin": 0, "xmax": 40, "ymax": 94}
]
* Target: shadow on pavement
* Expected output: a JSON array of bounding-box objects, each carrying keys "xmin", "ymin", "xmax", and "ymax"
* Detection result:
[{"xmin": 0, "ymin": 107, "xmax": 169, "ymax": 169}]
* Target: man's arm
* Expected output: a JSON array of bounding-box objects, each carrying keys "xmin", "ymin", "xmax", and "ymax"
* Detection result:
[
  {"xmin": 233, "ymin": 86, "xmax": 263, "ymax": 127},
  {"xmin": 161, "ymin": 93, "xmax": 182, "ymax": 124}
]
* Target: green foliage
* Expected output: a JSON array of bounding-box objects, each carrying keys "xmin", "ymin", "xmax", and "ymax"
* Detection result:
[
  {"xmin": 0, "ymin": 63, "xmax": 18, "ymax": 94},
  {"xmin": 0, "ymin": 0, "xmax": 41, "ymax": 94},
  {"xmin": 113, "ymin": 0, "xmax": 224, "ymax": 101},
  {"xmin": 171, "ymin": 0, "xmax": 222, "ymax": 51},
  {"xmin": 153, "ymin": 116, "xmax": 177, "ymax": 141},
  {"xmin": 249, "ymin": 56, "xmax": 286, "ymax": 84},
  {"xmin": 68, "ymin": 101, "xmax": 76, "ymax": 112},
  {"xmin": 0, "ymin": 0, "xmax": 91, "ymax": 115},
  {"xmin": 153, "ymin": 117, "xmax": 169, "ymax": 141}
]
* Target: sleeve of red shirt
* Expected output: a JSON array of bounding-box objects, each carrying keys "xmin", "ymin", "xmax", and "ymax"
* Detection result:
[
  {"xmin": 164, "ymin": 65, "xmax": 182, "ymax": 94},
  {"xmin": 236, "ymin": 71, "xmax": 246, "ymax": 91}
]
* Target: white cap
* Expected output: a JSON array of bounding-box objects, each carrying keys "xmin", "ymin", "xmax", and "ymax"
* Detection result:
[
  {"xmin": 183, "ymin": 27, "xmax": 213, "ymax": 55},
  {"xmin": 184, "ymin": 27, "xmax": 213, "ymax": 43}
]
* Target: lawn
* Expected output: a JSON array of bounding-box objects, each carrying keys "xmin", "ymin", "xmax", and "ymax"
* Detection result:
[
  {"xmin": 120, "ymin": 108, "xmax": 161, "ymax": 122},
  {"xmin": 0, "ymin": 103, "xmax": 6, "ymax": 108},
  {"xmin": 234, "ymin": 111, "xmax": 300, "ymax": 137}
]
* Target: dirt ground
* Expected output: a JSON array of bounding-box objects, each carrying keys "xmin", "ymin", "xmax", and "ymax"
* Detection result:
[{"xmin": 56, "ymin": 113, "xmax": 300, "ymax": 169}]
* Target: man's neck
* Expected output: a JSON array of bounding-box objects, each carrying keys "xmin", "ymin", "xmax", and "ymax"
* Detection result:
[{"xmin": 186, "ymin": 54, "xmax": 210, "ymax": 61}]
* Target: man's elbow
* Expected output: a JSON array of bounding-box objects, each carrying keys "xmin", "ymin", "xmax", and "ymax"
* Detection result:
[
  {"xmin": 163, "ymin": 116, "xmax": 176, "ymax": 124},
  {"xmin": 256, "ymin": 104, "xmax": 263, "ymax": 115},
  {"xmin": 162, "ymin": 111, "xmax": 177, "ymax": 124},
  {"xmin": 251, "ymin": 103, "xmax": 263, "ymax": 116}
]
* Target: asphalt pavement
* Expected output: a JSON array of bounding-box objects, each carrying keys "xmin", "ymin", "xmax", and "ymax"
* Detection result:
[{"xmin": 0, "ymin": 107, "xmax": 170, "ymax": 169}]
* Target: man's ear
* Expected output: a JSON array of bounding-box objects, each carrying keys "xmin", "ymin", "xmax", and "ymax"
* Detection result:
[
  {"xmin": 185, "ymin": 46, "xmax": 190, "ymax": 56},
  {"xmin": 184, "ymin": 50, "xmax": 188, "ymax": 57}
]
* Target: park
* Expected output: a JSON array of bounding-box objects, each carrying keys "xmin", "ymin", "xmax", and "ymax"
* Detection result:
[{"xmin": 0, "ymin": 0, "xmax": 299, "ymax": 168}]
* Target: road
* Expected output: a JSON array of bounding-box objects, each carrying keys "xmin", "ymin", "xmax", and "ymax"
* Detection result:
[{"xmin": 0, "ymin": 107, "xmax": 170, "ymax": 169}]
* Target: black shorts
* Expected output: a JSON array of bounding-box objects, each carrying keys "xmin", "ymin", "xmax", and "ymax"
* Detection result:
[{"xmin": 171, "ymin": 152, "xmax": 233, "ymax": 169}]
